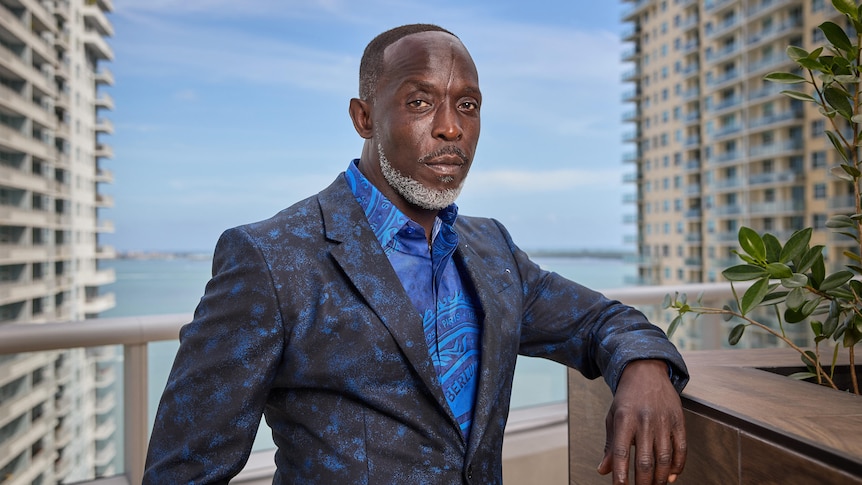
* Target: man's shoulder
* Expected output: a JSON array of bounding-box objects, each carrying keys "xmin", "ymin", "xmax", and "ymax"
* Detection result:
[{"xmin": 230, "ymin": 174, "xmax": 350, "ymax": 240}]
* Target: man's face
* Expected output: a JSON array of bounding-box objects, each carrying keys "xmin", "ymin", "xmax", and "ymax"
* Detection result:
[{"xmin": 371, "ymin": 31, "xmax": 481, "ymax": 210}]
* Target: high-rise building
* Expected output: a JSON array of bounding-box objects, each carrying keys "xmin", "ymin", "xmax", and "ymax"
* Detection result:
[
  {"xmin": 0, "ymin": 0, "xmax": 116, "ymax": 482},
  {"xmin": 621, "ymin": 0, "xmax": 845, "ymax": 348}
]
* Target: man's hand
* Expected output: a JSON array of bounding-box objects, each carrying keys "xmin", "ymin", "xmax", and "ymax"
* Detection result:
[{"xmin": 597, "ymin": 359, "xmax": 686, "ymax": 485}]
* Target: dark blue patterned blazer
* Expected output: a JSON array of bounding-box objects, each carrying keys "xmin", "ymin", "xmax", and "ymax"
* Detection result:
[{"xmin": 144, "ymin": 174, "xmax": 688, "ymax": 484}]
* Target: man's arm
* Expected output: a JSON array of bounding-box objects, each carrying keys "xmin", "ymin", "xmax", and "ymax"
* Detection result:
[
  {"xmin": 597, "ymin": 359, "xmax": 686, "ymax": 485},
  {"xmin": 489, "ymin": 219, "xmax": 688, "ymax": 484},
  {"xmin": 143, "ymin": 227, "xmax": 284, "ymax": 483}
]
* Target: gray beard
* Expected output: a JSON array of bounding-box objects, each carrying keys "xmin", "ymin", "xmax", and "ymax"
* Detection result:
[{"xmin": 377, "ymin": 143, "xmax": 463, "ymax": 210}]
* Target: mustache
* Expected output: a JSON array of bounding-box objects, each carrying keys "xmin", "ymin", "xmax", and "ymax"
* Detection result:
[{"xmin": 418, "ymin": 146, "xmax": 469, "ymax": 165}]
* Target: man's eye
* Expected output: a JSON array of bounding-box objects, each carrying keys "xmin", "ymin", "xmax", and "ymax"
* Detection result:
[
  {"xmin": 409, "ymin": 100, "xmax": 430, "ymax": 108},
  {"xmin": 460, "ymin": 101, "xmax": 479, "ymax": 110}
]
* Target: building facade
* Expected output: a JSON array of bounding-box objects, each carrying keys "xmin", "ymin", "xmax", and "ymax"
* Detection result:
[
  {"xmin": 621, "ymin": 0, "xmax": 847, "ymax": 348},
  {"xmin": 0, "ymin": 0, "xmax": 116, "ymax": 482}
]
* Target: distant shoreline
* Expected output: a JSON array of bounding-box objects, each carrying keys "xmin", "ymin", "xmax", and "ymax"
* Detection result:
[{"xmin": 116, "ymin": 249, "xmax": 632, "ymax": 261}]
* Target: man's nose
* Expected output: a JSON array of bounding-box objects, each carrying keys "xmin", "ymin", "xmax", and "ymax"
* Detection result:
[{"xmin": 432, "ymin": 104, "xmax": 463, "ymax": 141}]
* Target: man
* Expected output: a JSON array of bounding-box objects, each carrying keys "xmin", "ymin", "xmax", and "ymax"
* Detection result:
[{"xmin": 144, "ymin": 24, "xmax": 688, "ymax": 485}]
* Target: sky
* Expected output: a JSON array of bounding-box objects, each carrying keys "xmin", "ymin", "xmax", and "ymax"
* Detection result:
[{"xmin": 102, "ymin": 0, "xmax": 633, "ymax": 253}]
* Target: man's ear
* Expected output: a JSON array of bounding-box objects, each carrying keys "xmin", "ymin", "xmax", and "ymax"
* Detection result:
[{"xmin": 349, "ymin": 98, "xmax": 373, "ymax": 139}]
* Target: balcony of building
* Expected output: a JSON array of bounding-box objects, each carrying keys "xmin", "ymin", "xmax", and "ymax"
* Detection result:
[
  {"xmin": 749, "ymin": 199, "xmax": 805, "ymax": 215},
  {"xmin": 704, "ymin": 0, "xmax": 735, "ymax": 13},
  {"xmin": 0, "ymin": 284, "xmax": 670, "ymax": 484},
  {"xmin": 8, "ymin": 281, "xmax": 853, "ymax": 485},
  {"xmin": 83, "ymin": 28, "xmax": 114, "ymax": 61},
  {"xmin": 621, "ymin": 0, "xmax": 653, "ymax": 21},
  {"xmin": 96, "ymin": 143, "xmax": 114, "ymax": 159},
  {"xmin": 95, "ymin": 118, "xmax": 115, "ymax": 135},
  {"xmin": 96, "ymin": 67, "xmax": 115, "ymax": 86},
  {"xmin": 95, "ymin": 193, "xmax": 115, "ymax": 208},
  {"xmin": 748, "ymin": 168, "xmax": 803, "ymax": 186},
  {"xmin": 705, "ymin": 43, "xmax": 741, "ymax": 65},
  {"xmin": 95, "ymin": 93, "xmax": 115, "ymax": 111},
  {"xmin": 82, "ymin": 0, "xmax": 115, "ymax": 37},
  {"xmin": 746, "ymin": 17, "xmax": 803, "ymax": 48},
  {"xmin": 748, "ymin": 139, "xmax": 803, "ymax": 159}
]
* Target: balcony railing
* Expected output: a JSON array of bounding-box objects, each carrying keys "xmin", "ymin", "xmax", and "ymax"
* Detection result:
[{"xmin": 0, "ymin": 282, "xmax": 747, "ymax": 485}]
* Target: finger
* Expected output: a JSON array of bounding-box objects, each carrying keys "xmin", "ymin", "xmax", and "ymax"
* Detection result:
[
  {"xmin": 652, "ymin": 428, "xmax": 673, "ymax": 485},
  {"xmin": 670, "ymin": 413, "xmax": 687, "ymax": 477},
  {"xmin": 633, "ymin": 423, "xmax": 654, "ymax": 485},
  {"xmin": 610, "ymin": 413, "xmax": 636, "ymax": 485},
  {"xmin": 597, "ymin": 408, "xmax": 615, "ymax": 476}
]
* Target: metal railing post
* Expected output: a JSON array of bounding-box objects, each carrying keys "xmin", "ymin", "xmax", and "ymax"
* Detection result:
[{"xmin": 125, "ymin": 343, "xmax": 149, "ymax": 485}]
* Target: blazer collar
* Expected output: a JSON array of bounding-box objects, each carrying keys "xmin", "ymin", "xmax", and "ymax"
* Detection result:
[
  {"xmin": 318, "ymin": 175, "xmax": 514, "ymax": 452},
  {"xmin": 317, "ymin": 175, "xmax": 461, "ymax": 430}
]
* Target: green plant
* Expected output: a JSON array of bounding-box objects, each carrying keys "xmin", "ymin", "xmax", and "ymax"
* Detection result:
[{"xmin": 666, "ymin": 0, "xmax": 862, "ymax": 395}]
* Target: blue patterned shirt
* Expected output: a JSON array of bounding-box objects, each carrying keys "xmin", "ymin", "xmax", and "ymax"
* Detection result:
[{"xmin": 345, "ymin": 160, "xmax": 481, "ymax": 440}]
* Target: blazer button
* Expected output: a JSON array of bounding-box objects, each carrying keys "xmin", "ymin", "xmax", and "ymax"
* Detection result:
[{"xmin": 466, "ymin": 465, "xmax": 473, "ymax": 480}]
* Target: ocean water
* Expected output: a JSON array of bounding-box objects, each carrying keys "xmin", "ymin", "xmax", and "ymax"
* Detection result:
[{"xmin": 101, "ymin": 254, "xmax": 634, "ymax": 449}]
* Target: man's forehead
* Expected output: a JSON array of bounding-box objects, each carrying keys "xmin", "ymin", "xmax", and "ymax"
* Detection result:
[{"xmin": 383, "ymin": 30, "xmax": 466, "ymax": 60}]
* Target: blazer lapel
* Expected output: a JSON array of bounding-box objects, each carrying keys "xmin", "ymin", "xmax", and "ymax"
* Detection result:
[
  {"xmin": 316, "ymin": 177, "xmax": 460, "ymax": 428},
  {"xmin": 456, "ymin": 240, "xmax": 520, "ymax": 457}
]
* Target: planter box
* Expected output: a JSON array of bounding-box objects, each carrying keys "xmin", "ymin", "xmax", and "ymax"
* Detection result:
[{"xmin": 567, "ymin": 348, "xmax": 861, "ymax": 484}]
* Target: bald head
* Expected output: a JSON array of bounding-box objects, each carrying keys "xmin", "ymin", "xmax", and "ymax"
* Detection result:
[{"xmin": 358, "ymin": 24, "xmax": 458, "ymax": 102}]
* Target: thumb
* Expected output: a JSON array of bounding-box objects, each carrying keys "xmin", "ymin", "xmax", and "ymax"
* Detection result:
[{"xmin": 597, "ymin": 450, "xmax": 613, "ymax": 475}]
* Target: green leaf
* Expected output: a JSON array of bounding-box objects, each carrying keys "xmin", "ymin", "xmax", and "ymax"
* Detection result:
[
  {"xmin": 723, "ymin": 264, "xmax": 769, "ymax": 281},
  {"xmin": 741, "ymin": 278, "xmax": 770, "ymax": 314},
  {"xmin": 788, "ymin": 371, "xmax": 818, "ymax": 381},
  {"xmin": 785, "ymin": 306, "xmax": 808, "ymax": 323},
  {"xmin": 844, "ymin": 250, "xmax": 862, "ymax": 263},
  {"xmin": 781, "ymin": 90, "xmax": 816, "ymax": 102},
  {"xmin": 763, "ymin": 72, "xmax": 808, "ymax": 84},
  {"xmin": 728, "ymin": 324, "xmax": 746, "ymax": 345},
  {"xmin": 835, "ymin": 74, "xmax": 861, "ymax": 83},
  {"xmin": 833, "ymin": 0, "xmax": 859, "ymax": 18},
  {"xmin": 721, "ymin": 305, "xmax": 734, "ymax": 321},
  {"xmin": 831, "ymin": 165, "xmax": 855, "ymax": 180},
  {"xmin": 823, "ymin": 313, "xmax": 839, "ymax": 337},
  {"xmin": 811, "ymin": 320, "xmax": 824, "ymax": 336},
  {"xmin": 738, "ymin": 227, "xmax": 766, "ymax": 261},
  {"xmin": 802, "ymin": 350, "xmax": 819, "ymax": 371},
  {"xmin": 786, "ymin": 45, "xmax": 809, "ymax": 61},
  {"xmin": 824, "ymin": 86, "xmax": 853, "ymax": 120},
  {"xmin": 779, "ymin": 228, "xmax": 812, "ymax": 264},
  {"xmin": 781, "ymin": 273, "xmax": 809, "ymax": 288},
  {"xmin": 667, "ymin": 315, "xmax": 682, "ymax": 337},
  {"xmin": 763, "ymin": 234, "xmax": 782, "ymax": 262},
  {"xmin": 841, "ymin": 163, "xmax": 862, "ymax": 177},
  {"xmin": 812, "ymin": 255, "xmax": 826, "ymax": 288},
  {"xmin": 819, "ymin": 21, "xmax": 854, "ymax": 52},
  {"xmin": 796, "ymin": 245, "xmax": 824, "ymax": 274},
  {"xmin": 766, "ymin": 262, "xmax": 793, "ymax": 279},
  {"xmin": 826, "ymin": 214, "xmax": 855, "ymax": 228},
  {"xmin": 761, "ymin": 290, "xmax": 788, "ymax": 306},
  {"xmin": 850, "ymin": 279, "xmax": 862, "ymax": 296},
  {"xmin": 797, "ymin": 57, "xmax": 825, "ymax": 70},
  {"xmin": 819, "ymin": 270, "xmax": 854, "ymax": 291},
  {"xmin": 826, "ymin": 131, "xmax": 850, "ymax": 163},
  {"xmin": 662, "ymin": 293, "xmax": 672, "ymax": 309},
  {"xmin": 786, "ymin": 287, "xmax": 806, "ymax": 310}
]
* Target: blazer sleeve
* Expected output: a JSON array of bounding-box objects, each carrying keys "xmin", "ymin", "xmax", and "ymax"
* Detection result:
[
  {"xmin": 493, "ymin": 220, "xmax": 689, "ymax": 394},
  {"xmin": 143, "ymin": 226, "xmax": 285, "ymax": 484}
]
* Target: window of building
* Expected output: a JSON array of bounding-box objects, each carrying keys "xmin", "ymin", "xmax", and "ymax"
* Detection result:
[
  {"xmin": 813, "ymin": 28, "xmax": 826, "ymax": 43},
  {"xmin": 764, "ymin": 188, "xmax": 775, "ymax": 202},
  {"xmin": 811, "ymin": 150, "xmax": 827, "ymax": 168},
  {"xmin": 812, "ymin": 0, "xmax": 826, "ymax": 12},
  {"xmin": 814, "ymin": 183, "xmax": 827, "ymax": 199},
  {"xmin": 811, "ymin": 119, "xmax": 824, "ymax": 137},
  {"xmin": 813, "ymin": 213, "xmax": 827, "ymax": 228}
]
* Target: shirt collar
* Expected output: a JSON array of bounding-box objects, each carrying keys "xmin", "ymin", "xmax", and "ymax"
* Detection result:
[{"xmin": 344, "ymin": 159, "xmax": 459, "ymax": 249}]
